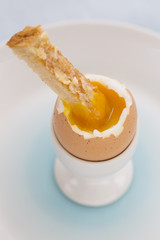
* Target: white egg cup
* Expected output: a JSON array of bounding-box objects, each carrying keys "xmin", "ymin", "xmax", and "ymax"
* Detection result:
[{"xmin": 51, "ymin": 126, "xmax": 138, "ymax": 207}]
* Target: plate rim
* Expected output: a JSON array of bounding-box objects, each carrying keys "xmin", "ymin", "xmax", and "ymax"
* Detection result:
[{"xmin": 1, "ymin": 20, "xmax": 160, "ymax": 48}]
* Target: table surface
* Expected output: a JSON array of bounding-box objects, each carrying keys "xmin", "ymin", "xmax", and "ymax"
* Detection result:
[{"xmin": 1, "ymin": 0, "xmax": 160, "ymax": 42}]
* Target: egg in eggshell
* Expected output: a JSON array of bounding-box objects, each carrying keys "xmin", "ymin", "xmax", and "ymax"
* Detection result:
[{"xmin": 53, "ymin": 74, "xmax": 137, "ymax": 161}]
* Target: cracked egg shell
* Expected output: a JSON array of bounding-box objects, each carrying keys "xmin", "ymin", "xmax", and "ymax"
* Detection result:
[{"xmin": 52, "ymin": 74, "xmax": 137, "ymax": 161}]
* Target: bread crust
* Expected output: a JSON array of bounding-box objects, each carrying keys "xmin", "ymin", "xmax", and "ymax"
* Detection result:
[{"xmin": 7, "ymin": 25, "xmax": 43, "ymax": 47}]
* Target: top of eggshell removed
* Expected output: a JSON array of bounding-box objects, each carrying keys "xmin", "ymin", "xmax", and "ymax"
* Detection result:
[
  {"xmin": 56, "ymin": 74, "xmax": 133, "ymax": 139},
  {"xmin": 53, "ymin": 74, "xmax": 137, "ymax": 161}
]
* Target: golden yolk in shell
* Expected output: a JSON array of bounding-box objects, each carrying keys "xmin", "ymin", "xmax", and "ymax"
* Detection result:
[{"xmin": 63, "ymin": 82, "xmax": 126, "ymax": 133}]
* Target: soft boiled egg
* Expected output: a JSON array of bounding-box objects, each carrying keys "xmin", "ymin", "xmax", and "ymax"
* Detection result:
[{"xmin": 52, "ymin": 74, "xmax": 137, "ymax": 161}]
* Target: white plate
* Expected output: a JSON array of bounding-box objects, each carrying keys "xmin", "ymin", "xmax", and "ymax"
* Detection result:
[{"xmin": 0, "ymin": 22, "xmax": 160, "ymax": 240}]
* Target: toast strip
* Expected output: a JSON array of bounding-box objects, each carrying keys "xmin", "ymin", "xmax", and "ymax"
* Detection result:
[{"xmin": 7, "ymin": 25, "xmax": 96, "ymax": 108}]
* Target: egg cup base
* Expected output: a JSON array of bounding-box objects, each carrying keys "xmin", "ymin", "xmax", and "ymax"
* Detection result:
[{"xmin": 54, "ymin": 157, "xmax": 133, "ymax": 207}]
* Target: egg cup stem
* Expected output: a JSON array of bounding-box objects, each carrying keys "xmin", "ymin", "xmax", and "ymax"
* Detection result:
[{"xmin": 54, "ymin": 158, "xmax": 133, "ymax": 206}]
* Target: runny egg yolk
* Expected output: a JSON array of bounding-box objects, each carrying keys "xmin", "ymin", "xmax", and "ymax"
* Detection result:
[{"xmin": 63, "ymin": 82, "xmax": 126, "ymax": 133}]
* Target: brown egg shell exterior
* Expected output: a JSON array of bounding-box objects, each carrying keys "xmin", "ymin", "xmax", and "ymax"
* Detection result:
[{"xmin": 52, "ymin": 90, "xmax": 137, "ymax": 161}]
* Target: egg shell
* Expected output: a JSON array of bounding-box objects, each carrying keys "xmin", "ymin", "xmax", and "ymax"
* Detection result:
[{"xmin": 52, "ymin": 89, "xmax": 137, "ymax": 161}]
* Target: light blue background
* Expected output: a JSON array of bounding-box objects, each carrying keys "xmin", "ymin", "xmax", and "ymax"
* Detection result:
[{"xmin": 1, "ymin": 0, "xmax": 160, "ymax": 42}]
